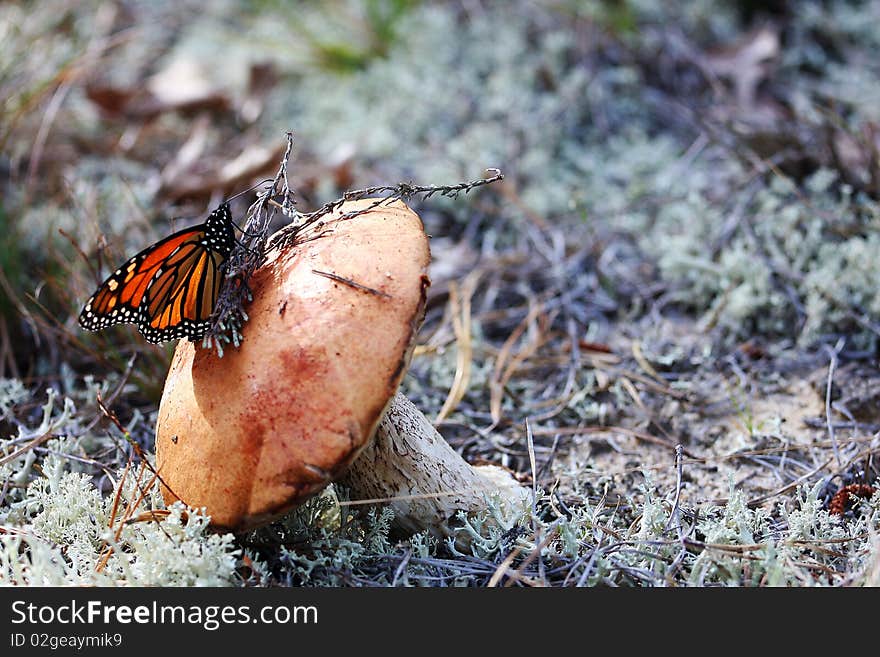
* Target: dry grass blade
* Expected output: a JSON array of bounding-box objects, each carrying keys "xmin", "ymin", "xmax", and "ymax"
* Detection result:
[
  {"xmin": 504, "ymin": 525, "xmax": 560, "ymax": 587},
  {"xmin": 96, "ymin": 394, "xmax": 179, "ymax": 502},
  {"xmin": 630, "ymin": 340, "xmax": 664, "ymax": 384},
  {"xmin": 125, "ymin": 509, "xmax": 189, "ymax": 525},
  {"xmin": 489, "ymin": 301, "xmax": 545, "ymax": 426},
  {"xmin": 435, "ymin": 274, "xmax": 479, "ymax": 424},
  {"xmin": 0, "ymin": 432, "xmax": 56, "ymax": 467},
  {"xmin": 487, "ymin": 546, "xmax": 523, "ymax": 587}
]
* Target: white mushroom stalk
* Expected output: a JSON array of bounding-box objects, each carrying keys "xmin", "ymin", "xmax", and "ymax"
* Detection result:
[{"xmin": 342, "ymin": 392, "xmax": 530, "ymax": 539}]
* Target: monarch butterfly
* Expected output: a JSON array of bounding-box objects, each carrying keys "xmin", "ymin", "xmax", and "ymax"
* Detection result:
[{"xmin": 78, "ymin": 202, "xmax": 236, "ymax": 344}]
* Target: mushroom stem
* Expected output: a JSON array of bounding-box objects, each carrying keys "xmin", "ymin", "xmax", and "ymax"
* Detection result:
[{"xmin": 340, "ymin": 392, "xmax": 531, "ymax": 541}]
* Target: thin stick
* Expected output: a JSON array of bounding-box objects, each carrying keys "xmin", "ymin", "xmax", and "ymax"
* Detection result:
[
  {"xmin": 270, "ymin": 168, "xmax": 505, "ymax": 252},
  {"xmin": 96, "ymin": 393, "xmax": 179, "ymax": 502},
  {"xmin": 0, "ymin": 431, "xmax": 56, "ymax": 467},
  {"xmin": 664, "ymin": 445, "xmax": 684, "ymax": 534},
  {"xmin": 487, "ymin": 546, "xmax": 523, "ymax": 587},
  {"xmin": 341, "ymin": 168, "xmax": 504, "ymax": 201},
  {"xmin": 824, "ymin": 338, "xmax": 845, "ymax": 469},
  {"xmin": 504, "ymin": 524, "xmax": 560, "ymax": 587},
  {"xmin": 310, "ymin": 269, "xmax": 392, "ymax": 299},
  {"xmin": 524, "ymin": 417, "xmax": 544, "ymax": 583},
  {"xmin": 435, "ymin": 276, "xmax": 478, "ymax": 424}
]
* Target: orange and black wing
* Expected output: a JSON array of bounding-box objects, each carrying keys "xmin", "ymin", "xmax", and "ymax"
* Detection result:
[
  {"xmin": 80, "ymin": 202, "xmax": 235, "ymax": 344},
  {"xmin": 79, "ymin": 226, "xmax": 209, "ymax": 341},
  {"xmin": 136, "ymin": 241, "xmax": 227, "ymax": 343}
]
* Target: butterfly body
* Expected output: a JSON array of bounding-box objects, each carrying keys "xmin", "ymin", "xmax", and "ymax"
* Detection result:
[{"xmin": 79, "ymin": 203, "xmax": 235, "ymax": 344}]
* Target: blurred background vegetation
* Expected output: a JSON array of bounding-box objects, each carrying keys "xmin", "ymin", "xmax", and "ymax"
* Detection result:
[{"xmin": 2, "ymin": 0, "xmax": 880, "ymax": 586}]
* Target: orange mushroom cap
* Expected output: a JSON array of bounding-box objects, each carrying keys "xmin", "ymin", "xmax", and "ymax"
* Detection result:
[{"xmin": 156, "ymin": 199, "xmax": 430, "ymax": 531}]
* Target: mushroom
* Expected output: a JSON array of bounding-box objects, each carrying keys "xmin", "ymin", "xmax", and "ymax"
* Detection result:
[{"xmin": 155, "ymin": 198, "xmax": 529, "ymax": 539}]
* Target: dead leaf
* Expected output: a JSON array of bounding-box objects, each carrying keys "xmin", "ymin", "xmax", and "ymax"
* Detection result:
[
  {"xmin": 86, "ymin": 56, "xmax": 230, "ymax": 118},
  {"xmin": 829, "ymin": 121, "xmax": 880, "ymax": 195},
  {"xmin": 704, "ymin": 26, "xmax": 780, "ymax": 109},
  {"xmin": 85, "ymin": 85, "xmax": 134, "ymax": 116},
  {"xmin": 160, "ymin": 141, "xmax": 284, "ymax": 201},
  {"xmin": 146, "ymin": 58, "xmax": 225, "ymax": 111},
  {"xmin": 240, "ymin": 61, "xmax": 279, "ymax": 124},
  {"xmin": 159, "ymin": 113, "xmax": 211, "ymax": 190}
]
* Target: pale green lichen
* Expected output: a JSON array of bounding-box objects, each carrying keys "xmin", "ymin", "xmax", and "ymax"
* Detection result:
[
  {"xmin": 0, "ymin": 379, "xmax": 28, "ymax": 419},
  {"xmin": 2, "ymin": 374, "xmax": 878, "ymax": 586},
  {"xmin": 270, "ymin": 504, "xmax": 396, "ymax": 586},
  {"xmin": 2, "ymin": 465, "xmax": 240, "ymax": 586},
  {"xmin": 640, "ymin": 167, "xmax": 880, "ymax": 347},
  {"xmin": 0, "ymin": 379, "xmax": 240, "ymax": 586}
]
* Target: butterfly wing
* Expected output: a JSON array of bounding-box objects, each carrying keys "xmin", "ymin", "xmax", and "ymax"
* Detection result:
[
  {"xmin": 137, "ymin": 244, "xmax": 227, "ymax": 343},
  {"xmin": 80, "ymin": 203, "xmax": 235, "ymax": 344},
  {"xmin": 79, "ymin": 226, "xmax": 208, "ymax": 337}
]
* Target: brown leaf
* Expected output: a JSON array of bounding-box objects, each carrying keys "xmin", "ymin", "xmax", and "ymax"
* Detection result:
[
  {"xmin": 86, "ymin": 57, "xmax": 230, "ymax": 118},
  {"xmin": 240, "ymin": 61, "xmax": 280, "ymax": 125},
  {"xmin": 85, "ymin": 84, "xmax": 136, "ymax": 116},
  {"xmin": 830, "ymin": 121, "xmax": 880, "ymax": 195},
  {"xmin": 704, "ymin": 26, "xmax": 780, "ymax": 109},
  {"xmin": 160, "ymin": 141, "xmax": 284, "ymax": 201},
  {"xmin": 158, "ymin": 113, "xmax": 211, "ymax": 190}
]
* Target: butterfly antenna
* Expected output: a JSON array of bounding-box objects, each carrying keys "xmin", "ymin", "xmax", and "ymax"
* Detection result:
[{"xmin": 224, "ymin": 178, "xmax": 275, "ymax": 204}]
